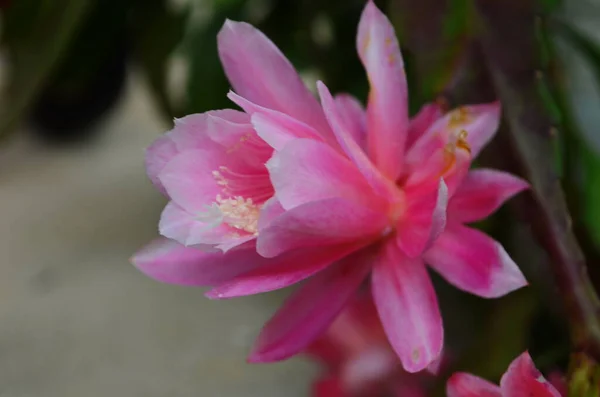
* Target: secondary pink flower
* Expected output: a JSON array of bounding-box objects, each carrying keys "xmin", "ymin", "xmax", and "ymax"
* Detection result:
[
  {"xmin": 447, "ymin": 351, "xmax": 562, "ymax": 397},
  {"xmin": 132, "ymin": 1, "xmax": 528, "ymax": 373},
  {"xmin": 306, "ymin": 291, "xmax": 436, "ymax": 397}
]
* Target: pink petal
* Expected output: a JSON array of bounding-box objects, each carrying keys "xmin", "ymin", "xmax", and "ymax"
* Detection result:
[
  {"xmin": 158, "ymin": 201, "xmax": 235, "ymax": 248},
  {"xmin": 500, "ymin": 352, "xmax": 562, "ymax": 397},
  {"xmin": 157, "ymin": 150, "xmax": 225, "ymax": 214},
  {"xmin": 257, "ymin": 196, "xmax": 285, "ymax": 230},
  {"xmin": 396, "ymin": 179, "xmax": 448, "ymax": 258},
  {"xmin": 205, "ymin": 242, "xmax": 364, "ymax": 298},
  {"xmin": 203, "ymin": 110, "xmax": 253, "ymax": 148},
  {"xmin": 407, "ymin": 102, "xmax": 444, "ymax": 148},
  {"xmin": 357, "ymin": 1, "xmax": 409, "ymax": 179},
  {"xmin": 548, "ymin": 372, "xmax": 568, "ymax": 397},
  {"xmin": 146, "ymin": 110, "xmax": 247, "ymax": 195},
  {"xmin": 204, "ymin": 112, "xmax": 271, "ymax": 169},
  {"xmin": 424, "ymin": 223, "xmax": 527, "ymax": 298},
  {"xmin": 408, "ymin": 103, "xmax": 500, "ymax": 163},
  {"xmin": 266, "ymin": 138, "xmax": 387, "ymax": 211},
  {"xmin": 256, "ymin": 198, "xmax": 389, "ymax": 258},
  {"xmin": 371, "ymin": 240, "xmax": 443, "ymax": 373},
  {"xmin": 448, "ymin": 169, "xmax": 529, "ymax": 223},
  {"xmin": 251, "ymin": 111, "xmax": 323, "ymax": 151},
  {"xmin": 145, "ymin": 134, "xmax": 179, "ymax": 196},
  {"xmin": 313, "ymin": 376, "xmax": 346, "ymax": 397},
  {"xmin": 447, "ymin": 373, "xmax": 502, "ymax": 397},
  {"xmin": 217, "ymin": 20, "xmax": 332, "ymax": 136},
  {"xmin": 403, "ymin": 139, "xmax": 471, "ymax": 197},
  {"xmin": 247, "ymin": 247, "xmax": 374, "ymax": 362},
  {"xmin": 317, "ymin": 81, "xmax": 393, "ymax": 197},
  {"xmin": 334, "ymin": 93, "xmax": 367, "ymax": 149},
  {"xmin": 130, "ymin": 238, "xmax": 266, "ymax": 286}
]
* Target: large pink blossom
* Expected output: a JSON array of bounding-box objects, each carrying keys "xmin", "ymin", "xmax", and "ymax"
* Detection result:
[
  {"xmin": 131, "ymin": 1, "xmax": 528, "ymax": 372},
  {"xmin": 447, "ymin": 351, "xmax": 562, "ymax": 397}
]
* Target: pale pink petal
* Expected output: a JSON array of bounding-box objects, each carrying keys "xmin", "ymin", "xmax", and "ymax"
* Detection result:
[
  {"xmin": 247, "ymin": 247, "xmax": 374, "ymax": 362},
  {"xmin": 396, "ymin": 179, "xmax": 448, "ymax": 258},
  {"xmin": 447, "ymin": 373, "xmax": 502, "ymax": 397},
  {"xmin": 131, "ymin": 238, "xmax": 266, "ymax": 286},
  {"xmin": 448, "ymin": 169, "xmax": 529, "ymax": 223},
  {"xmin": 408, "ymin": 103, "xmax": 500, "ymax": 163},
  {"xmin": 407, "ymin": 102, "xmax": 444, "ymax": 148},
  {"xmin": 157, "ymin": 150, "xmax": 224, "ymax": 214},
  {"xmin": 158, "ymin": 202, "xmax": 232, "ymax": 247},
  {"xmin": 334, "ymin": 93, "xmax": 367, "ymax": 149},
  {"xmin": 145, "ymin": 134, "xmax": 179, "ymax": 196},
  {"xmin": 342, "ymin": 346, "xmax": 399, "ymax": 394},
  {"xmin": 317, "ymin": 81, "xmax": 393, "ymax": 197},
  {"xmin": 204, "ymin": 112, "xmax": 271, "ymax": 170},
  {"xmin": 217, "ymin": 20, "xmax": 332, "ymax": 135},
  {"xmin": 266, "ymin": 138, "xmax": 387, "ymax": 211},
  {"xmin": 228, "ymin": 91, "xmax": 334, "ymax": 146},
  {"xmin": 357, "ymin": 1, "xmax": 409, "ymax": 179},
  {"xmin": 205, "ymin": 242, "xmax": 364, "ymax": 298},
  {"xmin": 256, "ymin": 198, "xmax": 389, "ymax": 258},
  {"xmin": 500, "ymin": 352, "xmax": 562, "ymax": 397},
  {"xmin": 403, "ymin": 139, "xmax": 471, "ymax": 197},
  {"xmin": 257, "ymin": 196, "xmax": 285, "ymax": 230},
  {"xmin": 424, "ymin": 223, "xmax": 527, "ymax": 298},
  {"xmin": 250, "ymin": 110, "xmax": 323, "ymax": 151},
  {"xmin": 371, "ymin": 240, "xmax": 443, "ymax": 373},
  {"xmin": 203, "ymin": 110, "xmax": 252, "ymax": 147},
  {"xmin": 146, "ymin": 110, "xmax": 247, "ymax": 195}
]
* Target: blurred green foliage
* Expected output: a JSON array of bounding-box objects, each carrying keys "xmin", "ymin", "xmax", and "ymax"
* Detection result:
[{"xmin": 0, "ymin": 0, "xmax": 92, "ymax": 138}]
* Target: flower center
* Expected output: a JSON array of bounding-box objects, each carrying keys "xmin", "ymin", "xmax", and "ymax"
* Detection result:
[
  {"xmin": 203, "ymin": 165, "xmax": 271, "ymax": 236},
  {"xmin": 214, "ymin": 194, "xmax": 261, "ymax": 235}
]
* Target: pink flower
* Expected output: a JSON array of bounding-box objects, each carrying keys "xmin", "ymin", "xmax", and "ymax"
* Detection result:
[
  {"xmin": 131, "ymin": 1, "xmax": 528, "ymax": 373},
  {"xmin": 447, "ymin": 351, "xmax": 563, "ymax": 397},
  {"xmin": 306, "ymin": 290, "xmax": 436, "ymax": 397}
]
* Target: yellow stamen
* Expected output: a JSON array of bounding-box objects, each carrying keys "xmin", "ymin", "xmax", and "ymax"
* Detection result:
[{"xmin": 448, "ymin": 107, "xmax": 470, "ymax": 129}]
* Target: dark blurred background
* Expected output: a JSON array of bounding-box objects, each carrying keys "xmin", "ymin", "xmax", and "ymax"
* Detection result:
[{"xmin": 1, "ymin": 0, "xmax": 600, "ymax": 395}]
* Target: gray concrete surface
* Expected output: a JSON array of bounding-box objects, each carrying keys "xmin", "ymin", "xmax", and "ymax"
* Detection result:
[{"xmin": 0, "ymin": 76, "xmax": 315, "ymax": 397}]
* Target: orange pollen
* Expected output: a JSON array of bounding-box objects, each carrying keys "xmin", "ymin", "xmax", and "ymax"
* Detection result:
[
  {"xmin": 442, "ymin": 145, "xmax": 458, "ymax": 175},
  {"xmin": 387, "ymin": 53, "xmax": 395, "ymax": 65},
  {"xmin": 226, "ymin": 133, "xmax": 252, "ymax": 154},
  {"xmin": 456, "ymin": 129, "xmax": 471, "ymax": 154},
  {"xmin": 448, "ymin": 106, "xmax": 471, "ymax": 129}
]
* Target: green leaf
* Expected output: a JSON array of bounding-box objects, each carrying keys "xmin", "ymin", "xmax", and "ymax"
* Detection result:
[
  {"xmin": 131, "ymin": 0, "xmax": 190, "ymax": 120},
  {"xmin": 0, "ymin": 0, "xmax": 92, "ymax": 139},
  {"xmin": 183, "ymin": 5, "xmax": 242, "ymax": 115}
]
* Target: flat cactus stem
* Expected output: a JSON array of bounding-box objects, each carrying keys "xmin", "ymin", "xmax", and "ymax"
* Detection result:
[{"xmin": 474, "ymin": 0, "xmax": 600, "ymax": 360}]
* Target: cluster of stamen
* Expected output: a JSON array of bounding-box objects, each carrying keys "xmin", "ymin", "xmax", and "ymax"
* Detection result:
[
  {"xmin": 441, "ymin": 129, "xmax": 470, "ymax": 175},
  {"xmin": 214, "ymin": 194, "xmax": 261, "ymax": 235},
  {"xmin": 447, "ymin": 106, "xmax": 470, "ymax": 129},
  {"xmin": 212, "ymin": 167, "xmax": 231, "ymax": 194},
  {"xmin": 206, "ymin": 167, "xmax": 263, "ymax": 235}
]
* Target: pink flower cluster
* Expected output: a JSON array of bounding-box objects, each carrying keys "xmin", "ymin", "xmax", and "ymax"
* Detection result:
[
  {"xmin": 307, "ymin": 294, "xmax": 563, "ymax": 397},
  {"xmin": 448, "ymin": 352, "xmax": 563, "ymax": 397},
  {"xmin": 132, "ymin": 1, "xmax": 528, "ymax": 373}
]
